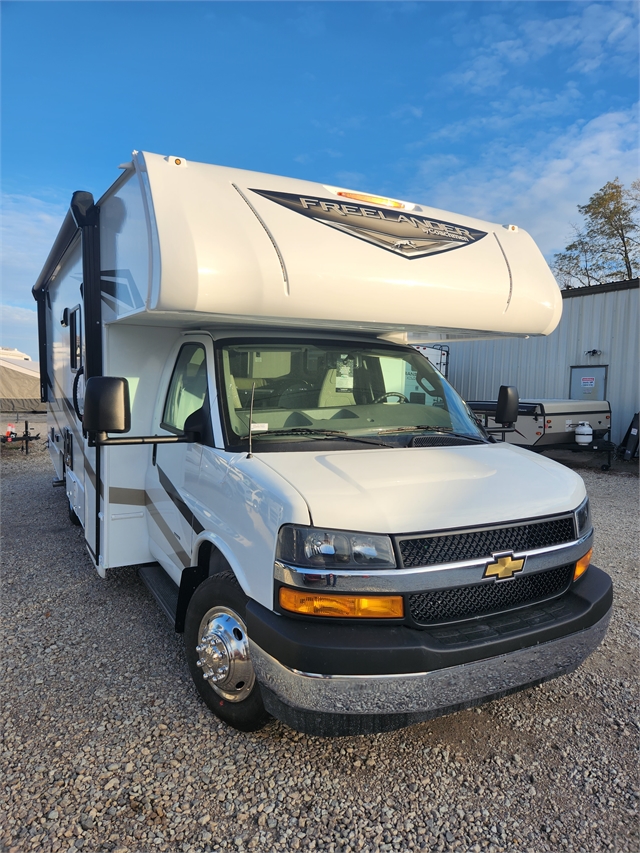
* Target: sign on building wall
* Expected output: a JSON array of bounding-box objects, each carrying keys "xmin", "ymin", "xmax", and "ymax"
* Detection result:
[{"xmin": 570, "ymin": 365, "xmax": 607, "ymax": 401}]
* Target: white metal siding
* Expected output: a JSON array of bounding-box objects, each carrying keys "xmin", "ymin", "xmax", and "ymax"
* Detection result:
[{"xmin": 448, "ymin": 286, "xmax": 639, "ymax": 444}]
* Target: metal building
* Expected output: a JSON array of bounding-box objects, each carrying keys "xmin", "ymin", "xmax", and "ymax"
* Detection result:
[{"xmin": 447, "ymin": 279, "xmax": 639, "ymax": 445}]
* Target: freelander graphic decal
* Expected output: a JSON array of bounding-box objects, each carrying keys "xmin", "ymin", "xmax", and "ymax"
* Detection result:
[{"xmin": 249, "ymin": 189, "xmax": 488, "ymax": 259}]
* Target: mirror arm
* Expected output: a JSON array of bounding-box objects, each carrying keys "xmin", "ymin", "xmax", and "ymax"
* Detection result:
[
  {"xmin": 485, "ymin": 426, "xmax": 516, "ymax": 442},
  {"xmin": 88, "ymin": 432, "xmax": 196, "ymax": 448}
]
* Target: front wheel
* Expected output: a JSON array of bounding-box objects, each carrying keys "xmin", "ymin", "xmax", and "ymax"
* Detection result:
[{"xmin": 184, "ymin": 571, "xmax": 270, "ymax": 732}]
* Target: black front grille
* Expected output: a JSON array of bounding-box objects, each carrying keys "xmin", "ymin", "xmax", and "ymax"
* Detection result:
[
  {"xmin": 398, "ymin": 516, "xmax": 575, "ymax": 568},
  {"xmin": 408, "ymin": 564, "xmax": 574, "ymax": 626}
]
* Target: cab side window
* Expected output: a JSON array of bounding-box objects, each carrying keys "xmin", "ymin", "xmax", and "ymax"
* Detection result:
[{"xmin": 162, "ymin": 344, "xmax": 208, "ymax": 433}]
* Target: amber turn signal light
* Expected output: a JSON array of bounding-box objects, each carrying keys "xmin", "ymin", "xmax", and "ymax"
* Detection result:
[
  {"xmin": 574, "ymin": 548, "xmax": 593, "ymax": 581},
  {"xmin": 279, "ymin": 588, "xmax": 404, "ymax": 618}
]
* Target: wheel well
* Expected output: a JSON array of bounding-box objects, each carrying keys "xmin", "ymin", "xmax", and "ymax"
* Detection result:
[
  {"xmin": 194, "ymin": 539, "xmax": 233, "ymax": 576},
  {"xmin": 174, "ymin": 542, "xmax": 234, "ymax": 633}
]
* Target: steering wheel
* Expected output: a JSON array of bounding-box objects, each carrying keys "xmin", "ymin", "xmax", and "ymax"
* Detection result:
[{"xmin": 372, "ymin": 391, "xmax": 409, "ymax": 404}]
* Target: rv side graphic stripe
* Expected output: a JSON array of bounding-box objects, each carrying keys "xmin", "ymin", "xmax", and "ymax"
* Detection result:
[
  {"xmin": 249, "ymin": 188, "xmax": 488, "ymax": 260},
  {"xmin": 109, "ymin": 487, "xmax": 147, "ymax": 506},
  {"xmin": 145, "ymin": 498, "xmax": 191, "ymax": 568},
  {"xmin": 232, "ymin": 183, "xmax": 289, "ymax": 294},
  {"xmin": 157, "ymin": 467, "xmax": 205, "ymax": 535},
  {"xmin": 108, "ymin": 484, "xmax": 192, "ymax": 568},
  {"xmin": 493, "ymin": 232, "xmax": 513, "ymax": 311}
]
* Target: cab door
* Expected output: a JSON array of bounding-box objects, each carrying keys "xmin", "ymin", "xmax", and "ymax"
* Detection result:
[{"xmin": 146, "ymin": 336, "xmax": 213, "ymax": 581}]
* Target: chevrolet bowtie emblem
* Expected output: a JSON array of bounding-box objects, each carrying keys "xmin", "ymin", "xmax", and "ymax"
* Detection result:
[{"xmin": 484, "ymin": 553, "xmax": 525, "ymax": 580}]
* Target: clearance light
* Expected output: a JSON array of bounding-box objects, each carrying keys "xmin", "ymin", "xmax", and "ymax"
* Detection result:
[
  {"xmin": 336, "ymin": 191, "xmax": 409, "ymax": 209},
  {"xmin": 279, "ymin": 588, "xmax": 403, "ymax": 619},
  {"xmin": 325, "ymin": 185, "xmax": 416, "ymax": 210},
  {"xmin": 574, "ymin": 549, "xmax": 593, "ymax": 581}
]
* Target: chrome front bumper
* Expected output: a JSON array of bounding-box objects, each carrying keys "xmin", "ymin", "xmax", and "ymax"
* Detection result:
[{"xmin": 250, "ymin": 609, "xmax": 611, "ymax": 717}]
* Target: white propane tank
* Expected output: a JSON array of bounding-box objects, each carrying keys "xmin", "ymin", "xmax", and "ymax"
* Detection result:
[{"xmin": 575, "ymin": 421, "xmax": 593, "ymax": 446}]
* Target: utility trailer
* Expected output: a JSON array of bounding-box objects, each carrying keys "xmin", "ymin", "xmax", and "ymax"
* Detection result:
[
  {"xmin": 469, "ymin": 399, "xmax": 614, "ymax": 468},
  {"xmin": 33, "ymin": 151, "xmax": 612, "ymax": 735},
  {"xmin": 413, "ymin": 344, "xmax": 449, "ymax": 378}
]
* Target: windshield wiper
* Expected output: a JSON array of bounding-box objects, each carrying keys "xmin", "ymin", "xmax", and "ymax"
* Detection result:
[
  {"xmin": 239, "ymin": 427, "xmax": 394, "ymax": 447},
  {"xmin": 378, "ymin": 425, "xmax": 486, "ymax": 442}
]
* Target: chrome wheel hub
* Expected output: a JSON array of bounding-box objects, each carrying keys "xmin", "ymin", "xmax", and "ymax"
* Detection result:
[{"xmin": 195, "ymin": 607, "xmax": 255, "ymax": 702}]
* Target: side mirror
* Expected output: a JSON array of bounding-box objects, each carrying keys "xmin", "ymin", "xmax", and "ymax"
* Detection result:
[
  {"xmin": 495, "ymin": 385, "xmax": 519, "ymax": 426},
  {"xmin": 183, "ymin": 407, "xmax": 205, "ymax": 443},
  {"xmin": 84, "ymin": 377, "xmax": 131, "ymax": 433}
]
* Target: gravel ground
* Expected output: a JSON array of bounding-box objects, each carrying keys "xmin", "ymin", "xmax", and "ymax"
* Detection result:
[{"xmin": 1, "ymin": 416, "xmax": 638, "ymax": 853}]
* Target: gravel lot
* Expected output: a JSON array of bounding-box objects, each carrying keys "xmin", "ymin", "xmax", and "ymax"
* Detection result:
[{"xmin": 1, "ymin": 417, "xmax": 638, "ymax": 853}]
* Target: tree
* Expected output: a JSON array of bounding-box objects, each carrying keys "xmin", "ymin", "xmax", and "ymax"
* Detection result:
[{"xmin": 553, "ymin": 178, "xmax": 639, "ymax": 289}]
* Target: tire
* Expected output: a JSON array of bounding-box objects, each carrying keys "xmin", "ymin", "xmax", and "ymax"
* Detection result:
[{"xmin": 184, "ymin": 571, "xmax": 270, "ymax": 732}]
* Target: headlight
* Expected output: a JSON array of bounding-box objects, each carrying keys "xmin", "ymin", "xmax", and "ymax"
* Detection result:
[
  {"xmin": 276, "ymin": 525, "xmax": 396, "ymax": 569},
  {"xmin": 575, "ymin": 497, "xmax": 591, "ymax": 538}
]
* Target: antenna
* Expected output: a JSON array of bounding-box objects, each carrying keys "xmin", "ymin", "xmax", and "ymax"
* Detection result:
[{"xmin": 247, "ymin": 382, "xmax": 256, "ymax": 459}]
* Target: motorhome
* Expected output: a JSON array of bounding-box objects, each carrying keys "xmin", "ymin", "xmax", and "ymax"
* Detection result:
[{"xmin": 33, "ymin": 151, "xmax": 612, "ymax": 735}]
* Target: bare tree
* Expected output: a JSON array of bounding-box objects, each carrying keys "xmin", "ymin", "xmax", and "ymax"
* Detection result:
[
  {"xmin": 553, "ymin": 178, "xmax": 638, "ymax": 288},
  {"xmin": 553, "ymin": 225, "xmax": 604, "ymax": 289}
]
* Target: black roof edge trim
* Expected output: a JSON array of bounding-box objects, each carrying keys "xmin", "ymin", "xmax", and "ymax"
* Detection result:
[
  {"xmin": 561, "ymin": 278, "xmax": 639, "ymax": 298},
  {"xmin": 32, "ymin": 209, "xmax": 79, "ymax": 299}
]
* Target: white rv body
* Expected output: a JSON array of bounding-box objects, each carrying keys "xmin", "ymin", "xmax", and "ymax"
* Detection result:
[{"xmin": 33, "ymin": 152, "xmax": 611, "ymax": 735}]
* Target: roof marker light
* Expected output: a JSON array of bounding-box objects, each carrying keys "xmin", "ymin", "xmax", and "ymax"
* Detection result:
[{"xmin": 325, "ymin": 185, "xmax": 416, "ymax": 211}]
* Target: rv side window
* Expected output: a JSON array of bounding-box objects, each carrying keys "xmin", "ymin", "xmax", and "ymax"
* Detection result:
[
  {"xmin": 69, "ymin": 306, "xmax": 82, "ymax": 371},
  {"xmin": 162, "ymin": 344, "xmax": 208, "ymax": 433}
]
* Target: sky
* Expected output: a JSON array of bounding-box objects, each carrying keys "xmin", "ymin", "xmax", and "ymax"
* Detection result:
[{"xmin": 1, "ymin": 0, "xmax": 638, "ymax": 360}]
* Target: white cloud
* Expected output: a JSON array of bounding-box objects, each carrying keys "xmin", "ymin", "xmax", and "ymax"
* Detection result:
[
  {"xmin": 407, "ymin": 106, "xmax": 639, "ymax": 259},
  {"xmin": 422, "ymin": 83, "xmax": 584, "ymax": 143},
  {"xmin": 2, "ymin": 194, "xmax": 68, "ymax": 309},
  {"xmin": 522, "ymin": 3, "xmax": 638, "ymax": 74},
  {"xmin": 0, "ymin": 305, "xmax": 40, "ymax": 362},
  {"xmin": 391, "ymin": 104, "xmax": 424, "ymax": 121},
  {"xmin": 445, "ymin": 2, "xmax": 638, "ymax": 92},
  {"xmin": 446, "ymin": 53, "xmax": 507, "ymax": 93}
]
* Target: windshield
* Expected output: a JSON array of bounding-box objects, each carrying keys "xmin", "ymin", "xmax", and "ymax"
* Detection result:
[{"xmin": 217, "ymin": 340, "xmax": 484, "ymax": 448}]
